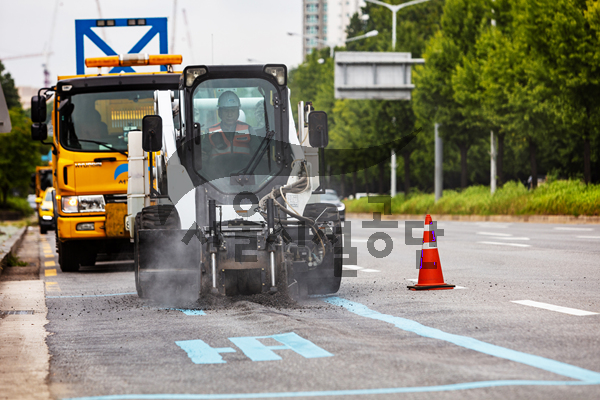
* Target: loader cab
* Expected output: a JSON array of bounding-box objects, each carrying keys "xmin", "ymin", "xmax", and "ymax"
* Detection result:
[{"xmin": 179, "ymin": 65, "xmax": 293, "ymax": 198}]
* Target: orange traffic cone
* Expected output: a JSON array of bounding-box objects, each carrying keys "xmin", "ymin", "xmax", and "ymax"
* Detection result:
[{"xmin": 408, "ymin": 214, "xmax": 455, "ymax": 291}]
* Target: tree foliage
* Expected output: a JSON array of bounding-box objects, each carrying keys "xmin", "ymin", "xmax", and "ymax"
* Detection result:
[
  {"xmin": 0, "ymin": 62, "xmax": 45, "ymax": 208},
  {"xmin": 290, "ymin": 0, "xmax": 600, "ymax": 197}
]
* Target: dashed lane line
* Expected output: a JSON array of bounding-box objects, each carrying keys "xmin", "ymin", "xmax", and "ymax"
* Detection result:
[
  {"xmin": 477, "ymin": 241, "xmax": 531, "ymax": 248},
  {"xmin": 576, "ymin": 236, "xmax": 600, "ymax": 239},
  {"xmin": 45, "ymin": 254, "xmax": 54, "ymax": 258},
  {"xmin": 554, "ymin": 227, "xmax": 593, "ymax": 231},
  {"xmin": 44, "ymin": 269, "xmax": 57, "ymax": 277},
  {"xmin": 45, "ymin": 282, "xmax": 60, "ymax": 292},
  {"xmin": 477, "ymin": 232, "xmax": 512, "ymax": 237},
  {"xmin": 511, "ymin": 300, "xmax": 599, "ymax": 316},
  {"xmin": 44, "ymin": 261, "xmax": 56, "ymax": 267},
  {"xmin": 342, "ymin": 265, "xmax": 381, "ymax": 273}
]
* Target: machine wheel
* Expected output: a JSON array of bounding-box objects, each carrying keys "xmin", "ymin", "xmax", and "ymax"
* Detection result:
[
  {"xmin": 133, "ymin": 213, "xmax": 145, "ymax": 298},
  {"xmin": 58, "ymin": 239, "xmax": 81, "ymax": 272},
  {"xmin": 224, "ymin": 269, "xmax": 263, "ymax": 295},
  {"xmin": 40, "ymin": 225, "xmax": 48, "ymax": 235},
  {"xmin": 134, "ymin": 205, "xmax": 181, "ymax": 299},
  {"xmin": 140, "ymin": 205, "xmax": 180, "ymax": 229}
]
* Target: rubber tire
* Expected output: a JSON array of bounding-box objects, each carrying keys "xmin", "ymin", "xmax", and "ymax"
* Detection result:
[
  {"xmin": 140, "ymin": 205, "xmax": 180, "ymax": 230},
  {"xmin": 58, "ymin": 239, "xmax": 81, "ymax": 272},
  {"xmin": 40, "ymin": 225, "xmax": 48, "ymax": 235},
  {"xmin": 134, "ymin": 205, "xmax": 181, "ymax": 298},
  {"xmin": 133, "ymin": 213, "xmax": 145, "ymax": 298}
]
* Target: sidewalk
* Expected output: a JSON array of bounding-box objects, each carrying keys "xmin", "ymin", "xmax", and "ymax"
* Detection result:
[
  {"xmin": 0, "ymin": 222, "xmax": 28, "ymax": 273},
  {"xmin": 0, "ymin": 227, "xmax": 52, "ymax": 400}
]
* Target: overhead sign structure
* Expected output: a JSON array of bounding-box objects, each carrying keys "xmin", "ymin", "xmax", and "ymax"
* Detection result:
[
  {"xmin": 75, "ymin": 18, "xmax": 168, "ymax": 75},
  {"xmin": 334, "ymin": 52, "xmax": 424, "ymax": 100}
]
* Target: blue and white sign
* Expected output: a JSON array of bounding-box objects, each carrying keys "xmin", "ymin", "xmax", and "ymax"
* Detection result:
[{"xmin": 75, "ymin": 18, "xmax": 168, "ymax": 75}]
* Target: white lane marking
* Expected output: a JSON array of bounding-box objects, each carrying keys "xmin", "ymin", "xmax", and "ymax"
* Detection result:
[
  {"xmin": 576, "ymin": 236, "xmax": 600, "ymax": 239},
  {"xmin": 477, "ymin": 241, "xmax": 531, "ymax": 248},
  {"xmin": 351, "ymin": 239, "xmax": 369, "ymax": 243},
  {"xmin": 477, "ymin": 232, "xmax": 513, "ymax": 237},
  {"xmin": 492, "ymin": 237, "xmax": 530, "ymax": 241},
  {"xmin": 554, "ymin": 227, "xmax": 593, "ymax": 231},
  {"xmin": 343, "ymin": 265, "xmax": 381, "ymax": 273},
  {"xmin": 475, "ymin": 223, "xmax": 511, "ymax": 228},
  {"xmin": 511, "ymin": 300, "xmax": 599, "ymax": 316},
  {"xmin": 405, "ymin": 278, "xmax": 467, "ymax": 289}
]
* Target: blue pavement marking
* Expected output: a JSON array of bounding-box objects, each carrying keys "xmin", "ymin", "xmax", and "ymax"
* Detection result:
[
  {"xmin": 61, "ymin": 380, "xmax": 600, "ymax": 400},
  {"xmin": 176, "ymin": 333, "xmax": 332, "ymax": 364},
  {"xmin": 46, "ymin": 292, "xmax": 137, "ymax": 299},
  {"xmin": 229, "ymin": 332, "xmax": 333, "ymax": 362},
  {"xmin": 324, "ymin": 296, "xmax": 600, "ymax": 382},
  {"xmin": 175, "ymin": 339, "xmax": 236, "ymax": 364},
  {"xmin": 168, "ymin": 309, "xmax": 206, "ymax": 316}
]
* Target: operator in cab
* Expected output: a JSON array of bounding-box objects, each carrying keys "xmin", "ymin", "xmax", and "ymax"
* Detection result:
[{"xmin": 206, "ymin": 91, "xmax": 256, "ymax": 159}]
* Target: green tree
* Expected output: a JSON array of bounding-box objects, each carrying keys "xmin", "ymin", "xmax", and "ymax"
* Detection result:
[
  {"xmin": 413, "ymin": 0, "xmax": 493, "ymax": 189},
  {"xmin": 518, "ymin": 0, "xmax": 600, "ymax": 184},
  {"xmin": 0, "ymin": 60, "xmax": 20, "ymax": 110},
  {"xmin": 0, "ymin": 108, "xmax": 41, "ymax": 205}
]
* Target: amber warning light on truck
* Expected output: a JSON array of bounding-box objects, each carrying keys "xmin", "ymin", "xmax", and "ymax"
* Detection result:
[{"xmin": 85, "ymin": 54, "xmax": 183, "ymax": 68}]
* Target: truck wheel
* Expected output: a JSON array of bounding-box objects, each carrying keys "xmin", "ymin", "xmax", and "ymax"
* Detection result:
[
  {"xmin": 40, "ymin": 225, "xmax": 48, "ymax": 235},
  {"xmin": 58, "ymin": 240, "xmax": 81, "ymax": 272}
]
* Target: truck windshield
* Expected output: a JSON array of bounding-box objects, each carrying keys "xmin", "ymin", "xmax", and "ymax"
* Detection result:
[
  {"xmin": 192, "ymin": 78, "xmax": 285, "ymax": 194},
  {"xmin": 59, "ymin": 90, "xmax": 154, "ymax": 153}
]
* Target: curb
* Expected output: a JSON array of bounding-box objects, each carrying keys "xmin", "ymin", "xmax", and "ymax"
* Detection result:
[
  {"xmin": 347, "ymin": 213, "xmax": 600, "ymax": 224},
  {"xmin": 0, "ymin": 226, "xmax": 29, "ymax": 276}
]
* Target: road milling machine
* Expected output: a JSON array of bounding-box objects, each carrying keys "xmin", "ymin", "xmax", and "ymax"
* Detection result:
[{"xmin": 128, "ymin": 64, "xmax": 343, "ymax": 300}]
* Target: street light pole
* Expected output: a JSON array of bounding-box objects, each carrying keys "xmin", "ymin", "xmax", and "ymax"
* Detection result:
[
  {"xmin": 288, "ymin": 30, "xmax": 378, "ymax": 58},
  {"xmin": 345, "ymin": 30, "xmax": 379, "ymax": 43},
  {"xmin": 365, "ymin": 0, "xmax": 432, "ymax": 51}
]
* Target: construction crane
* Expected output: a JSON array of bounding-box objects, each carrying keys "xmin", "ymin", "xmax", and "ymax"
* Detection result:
[
  {"xmin": 182, "ymin": 8, "xmax": 195, "ymax": 64},
  {"xmin": 42, "ymin": 0, "xmax": 60, "ymax": 87}
]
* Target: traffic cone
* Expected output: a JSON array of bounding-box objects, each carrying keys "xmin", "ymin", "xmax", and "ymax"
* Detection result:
[{"xmin": 408, "ymin": 214, "xmax": 455, "ymax": 291}]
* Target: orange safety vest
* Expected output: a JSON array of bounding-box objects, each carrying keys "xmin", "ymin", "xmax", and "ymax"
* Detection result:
[{"xmin": 208, "ymin": 121, "xmax": 251, "ymax": 158}]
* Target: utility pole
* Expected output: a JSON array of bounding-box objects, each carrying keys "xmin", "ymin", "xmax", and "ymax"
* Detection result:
[
  {"xmin": 490, "ymin": 131, "xmax": 497, "ymax": 194},
  {"xmin": 435, "ymin": 123, "xmax": 443, "ymax": 202},
  {"xmin": 391, "ymin": 150, "xmax": 397, "ymax": 197}
]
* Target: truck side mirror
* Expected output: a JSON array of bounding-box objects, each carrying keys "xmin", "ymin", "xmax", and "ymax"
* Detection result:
[
  {"xmin": 308, "ymin": 111, "xmax": 328, "ymax": 148},
  {"xmin": 31, "ymin": 96, "xmax": 46, "ymax": 123},
  {"xmin": 142, "ymin": 115, "xmax": 163, "ymax": 152},
  {"xmin": 31, "ymin": 123, "xmax": 48, "ymax": 141}
]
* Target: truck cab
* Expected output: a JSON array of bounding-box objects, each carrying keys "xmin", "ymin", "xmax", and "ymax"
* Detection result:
[{"xmin": 31, "ymin": 55, "xmax": 182, "ymax": 272}]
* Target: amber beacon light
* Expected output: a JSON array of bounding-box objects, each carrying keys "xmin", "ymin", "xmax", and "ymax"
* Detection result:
[{"xmin": 85, "ymin": 54, "xmax": 183, "ymax": 69}]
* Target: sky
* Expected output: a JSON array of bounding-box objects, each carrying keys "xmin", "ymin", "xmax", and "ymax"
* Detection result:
[{"xmin": 0, "ymin": 0, "xmax": 304, "ymax": 89}]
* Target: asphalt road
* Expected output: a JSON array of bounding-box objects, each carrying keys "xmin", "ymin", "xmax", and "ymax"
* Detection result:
[{"xmin": 38, "ymin": 218, "xmax": 600, "ymax": 400}]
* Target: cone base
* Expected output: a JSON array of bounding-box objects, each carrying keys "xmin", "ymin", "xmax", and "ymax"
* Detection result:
[{"xmin": 408, "ymin": 283, "xmax": 455, "ymax": 291}]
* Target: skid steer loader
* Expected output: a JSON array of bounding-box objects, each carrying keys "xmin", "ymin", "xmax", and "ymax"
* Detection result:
[{"xmin": 127, "ymin": 64, "xmax": 343, "ymax": 301}]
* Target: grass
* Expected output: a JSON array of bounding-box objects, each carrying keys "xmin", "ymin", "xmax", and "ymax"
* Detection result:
[
  {"xmin": 344, "ymin": 180, "xmax": 600, "ymax": 216},
  {"xmin": 5, "ymin": 253, "xmax": 27, "ymax": 267}
]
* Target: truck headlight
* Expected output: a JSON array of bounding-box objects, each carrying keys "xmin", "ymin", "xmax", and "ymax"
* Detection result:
[
  {"xmin": 61, "ymin": 195, "xmax": 105, "ymax": 213},
  {"xmin": 62, "ymin": 196, "xmax": 78, "ymax": 213},
  {"xmin": 78, "ymin": 195, "xmax": 105, "ymax": 212}
]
